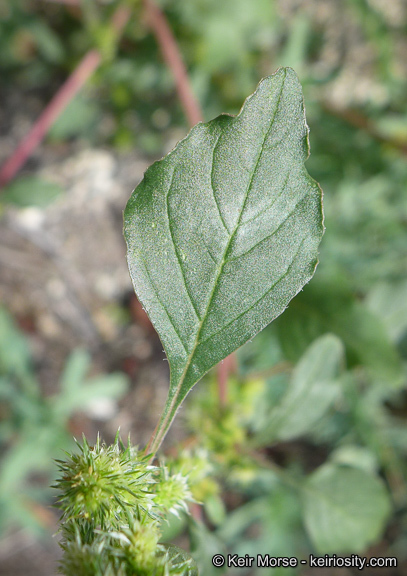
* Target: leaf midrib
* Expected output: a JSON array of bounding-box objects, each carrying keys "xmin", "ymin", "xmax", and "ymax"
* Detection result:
[{"xmin": 163, "ymin": 69, "xmax": 288, "ymax": 422}]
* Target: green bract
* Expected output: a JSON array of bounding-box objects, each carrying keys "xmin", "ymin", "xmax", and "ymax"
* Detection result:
[{"xmin": 125, "ymin": 67, "xmax": 324, "ymax": 452}]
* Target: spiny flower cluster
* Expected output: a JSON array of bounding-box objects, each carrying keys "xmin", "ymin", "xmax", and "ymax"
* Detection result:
[
  {"xmin": 55, "ymin": 435, "xmax": 156, "ymax": 526},
  {"xmin": 154, "ymin": 465, "xmax": 193, "ymax": 518},
  {"xmin": 54, "ymin": 434, "xmax": 197, "ymax": 576}
]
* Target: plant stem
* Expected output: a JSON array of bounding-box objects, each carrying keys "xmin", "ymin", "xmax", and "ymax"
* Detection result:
[
  {"xmin": 145, "ymin": 419, "xmax": 161, "ymax": 456},
  {"xmin": 146, "ymin": 403, "xmax": 178, "ymax": 457},
  {"xmin": 143, "ymin": 0, "xmax": 203, "ymax": 127},
  {"xmin": 217, "ymin": 353, "xmax": 237, "ymax": 407},
  {"xmin": 0, "ymin": 50, "xmax": 100, "ymax": 188}
]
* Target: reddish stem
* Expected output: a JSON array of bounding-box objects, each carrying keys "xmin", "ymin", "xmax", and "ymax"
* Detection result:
[
  {"xmin": 0, "ymin": 50, "xmax": 100, "ymax": 188},
  {"xmin": 217, "ymin": 353, "xmax": 237, "ymax": 408},
  {"xmin": 190, "ymin": 502, "xmax": 203, "ymax": 522},
  {"xmin": 0, "ymin": 6, "xmax": 131, "ymax": 188},
  {"xmin": 142, "ymin": 0, "xmax": 203, "ymax": 127}
]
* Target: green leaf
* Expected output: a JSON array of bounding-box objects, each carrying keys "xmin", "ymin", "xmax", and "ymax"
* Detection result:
[
  {"xmin": 218, "ymin": 487, "xmax": 303, "ymax": 560},
  {"xmin": 257, "ymin": 334, "xmax": 344, "ymax": 443},
  {"xmin": 59, "ymin": 349, "xmax": 91, "ymax": 395},
  {"xmin": 26, "ymin": 20, "xmax": 65, "ymax": 63},
  {"xmin": 302, "ymin": 463, "xmax": 391, "ymax": 553},
  {"xmin": 53, "ymin": 374, "xmax": 128, "ymax": 420},
  {"xmin": 54, "ymin": 350, "xmax": 128, "ymax": 420},
  {"xmin": 1, "ymin": 176, "xmax": 62, "ymax": 208},
  {"xmin": 189, "ymin": 519, "xmax": 226, "ymax": 576},
  {"xmin": 49, "ymin": 94, "xmax": 100, "ymax": 140},
  {"xmin": 124, "ymin": 67, "xmax": 324, "ymax": 451},
  {"xmin": 276, "ymin": 279, "xmax": 403, "ymax": 387},
  {"xmin": 330, "ymin": 445, "xmax": 378, "ymax": 474},
  {"xmin": 366, "ymin": 280, "xmax": 407, "ymax": 344}
]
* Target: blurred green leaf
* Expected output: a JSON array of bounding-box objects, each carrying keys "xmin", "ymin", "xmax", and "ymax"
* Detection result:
[
  {"xmin": 376, "ymin": 114, "xmax": 407, "ymax": 141},
  {"xmin": 366, "ymin": 280, "xmax": 407, "ymax": 344},
  {"xmin": 49, "ymin": 93, "xmax": 100, "ymax": 140},
  {"xmin": 218, "ymin": 487, "xmax": 303, "ymax": 574},
  {"xmin": 26, "ymin": 20, "xmax": 65, "ymax": 63},
  {"xmin": 278, "ymin": 14, "xmax": 311, "ymax": 73},
  {"xmin": 204, "ymin": 493, "xmax": 226, "ymax": 526},
  {"xmin": 53, "ymin": 374, "xmax": 128, "ymax": 420},
  {"xmin": 54, "ymin": 350, "xmax": 128, "ymax": 419},
  {"xmin": 330, "ymin": 445, "xmax": 378, "ymax": 474},
  {"xmin": 159, "ymin": 510, "xmax": 188, "ymax": 542},
  {"xmin": 0, "ymin": 428, "xmax": 65, "ymax": 492},
  {"xmin": 190, "ymin": 519, "xmax": 227, "ymax": 576},
  {"xmin": 276, "ymin": 281, "xmax": 403, "ymax": 387},
  {"xmin": 0, "ymin": 307, "xmax": 32, "ymax": 381},
  {"xmin": 59, "ymin": 349, "xmax": 91, "ymax": 394},
  {"xmin": 217, "ymin": 498, "xmax": 267, "ymax": 544},
  {"xmin": 302, "ymin": 463, "xmax": 391, "ymax": 553},
  {"xmin": 257, "ymin": 334, "xmax": 344, "ymax": 443},
  {"xmin": 1, "ymin": 176, "xmax": 62, "ymax": 208}
]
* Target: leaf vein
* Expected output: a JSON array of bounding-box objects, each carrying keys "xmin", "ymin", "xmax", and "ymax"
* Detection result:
[
  {"xmin": 240, "ymin": 170, "xmax": 291, "ymax": 228},
  {"xmin": 166, "ymin": 169, "xmax": 202, "ymax": 321},
  {"xmin": 210, "ymin": 131, "xmax": 231, "ymax": 234},
  {"xmin": 152, "ymin": 70, "xmax": 288, "ymax": 432},
  {"xmin": 174, "ymin": 70, "xmax": 287, "ymax": 377},
  {"xmin": 226, "ymin": 190, "xmax": 309, "ymax": 264},
  {"xmin": 198, "ymin": 237, "xmax": 306, "ymax": 347}
]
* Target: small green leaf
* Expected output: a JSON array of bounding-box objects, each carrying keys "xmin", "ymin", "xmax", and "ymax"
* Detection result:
[
  {"xmin": 276, "ymin": 280, "xmax": 403, "ymax": 387},
  {"xmin": 189, "ymin": 519, "xmax": 226, "ymax": 576},
  {"xmin": 330, "ymin": 445, "xmax": 378, "ymax": 474},
  {"xmin": 53, "ymin": 374, "xmax": 128, "ymax": 420},
  {"xmin": 59, "ymin": 349, "xmax": 91, "ymax": 394},
  {"xmin": 257, "ymin": 334, "xmax": 344, "ymax": 442},
  {"xmin": 124, "ymin": 67, "xmax": 324, "ymax": 451},
  {"xmin": 1, "ymin": 176, "xmax": 62, "ymax": 208},
  {"xmin": 366, "ymin": 280, "xmax": 407, "ymax": 344},
  {"xmin": 302, "ymin": 463, "xmax": 391, "ymax": 553},
  {"xmin": 26, "ymin": 20, "xmax": 65, "ymax": 63},
  {"xmin": 55, "ymin": 350, "xmax": 128, "ymax": 419},
  {"xmin": 49, "ymin": 94, "xmax": 100, "ymax": 140},
  {"xmin": 0, "ymin": 308, "xmax": 29, "ymax": 370}
]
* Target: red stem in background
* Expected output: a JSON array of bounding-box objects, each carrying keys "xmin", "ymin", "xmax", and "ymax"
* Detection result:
[
  {"xmin": 142, "ymin": 0, "xmax": 203, "ymax": 127},
  {"xmin": 0, "ymin": 6, "xmax": 131, "ymax": 188},
  {"xmin": 217, "ymin": 353, "xmax": 237, "ymax": 408},
  {"xmin": 189, "ymin": 502, "xmax": 203, "ymax": 522},
  {"xmin": 0, "ymin": 50, "xmax": 100, "ymax": 188}
]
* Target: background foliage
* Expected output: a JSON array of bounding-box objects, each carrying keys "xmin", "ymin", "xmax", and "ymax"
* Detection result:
[{"xmin": 1, "ymin": 0, "xmax": 407, "ymax": 574}]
